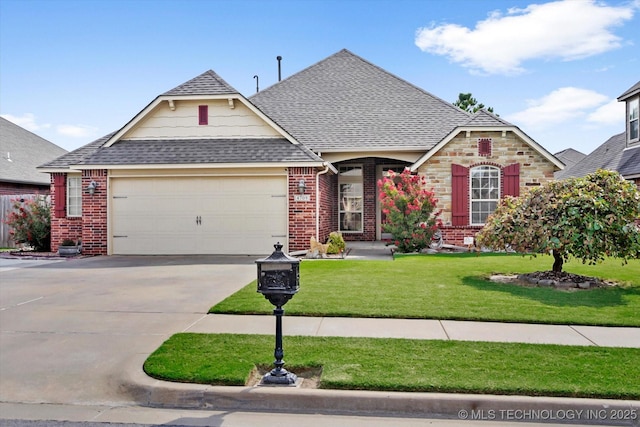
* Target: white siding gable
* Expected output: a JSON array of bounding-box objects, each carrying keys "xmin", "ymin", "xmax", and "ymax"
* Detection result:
[{"xmin": 123, "ymin": 99, "xmax": 281, "ymax": 140}]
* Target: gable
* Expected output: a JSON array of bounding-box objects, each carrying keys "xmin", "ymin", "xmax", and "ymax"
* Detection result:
[{"xmin": 122, "ymin": 99, "xmax": 282, "ymax": 140}]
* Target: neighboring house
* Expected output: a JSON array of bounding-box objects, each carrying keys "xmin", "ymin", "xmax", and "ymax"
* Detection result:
[
  {"xmin": 556, "ymin": 81, "xmax": 640, "ymax": 187},
  {"xmin": 553, "ymin": 148, "xmax": 585, "ymax": 177},
  {"xmin": 0, "ymin": 117, "xmax": 67, "ymax": 195},
  {"xmin": 39, "ymin": 49, "xmax": 563, "ymax": 256}
]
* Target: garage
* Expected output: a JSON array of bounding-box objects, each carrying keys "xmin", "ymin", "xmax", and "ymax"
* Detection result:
[{"xmin": 110, "ymin": 175, "xmax": 287, "ymax": 255}]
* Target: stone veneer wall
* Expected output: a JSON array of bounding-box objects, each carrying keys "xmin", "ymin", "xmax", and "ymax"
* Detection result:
[{"xmin": 417, "ymin": 131, "xmax": 558, "ymax": 247}]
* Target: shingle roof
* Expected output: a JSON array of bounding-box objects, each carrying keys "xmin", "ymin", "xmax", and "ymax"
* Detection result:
[
  {"xmin": 1, "ymin": 117, "xmax": 68, "ymax": 184},
  {"xmin": 618, "ymin": 146, "xmax": 640, "ymax": 177},
  {"xmin": 555, "ymin": 132, "xmax": 626, "ymax": 179},
  {"xmin": 162, "ymin": 70, "xmax": 238, "ymax": 96},
  {"xmin": 553, "ymin": 148, "xmax": 586, "ymax": 170},
  {"xmin": 463, "ymin": 110, "xmax": 514, "ymax": 127},
  {"xmin": 67, "ymin": 139, "xmax": 323, "ymax": 166},
  {"xmin": 617, "ymin": 81, "xmax": 640, "ymax": 101},
  {"xmin": 250, "ymin": 49, "xmax": 473, "ymax": 152},
  {"xmin": 38, "ymin": 133, "xmax": 113, "ymax": 169}
]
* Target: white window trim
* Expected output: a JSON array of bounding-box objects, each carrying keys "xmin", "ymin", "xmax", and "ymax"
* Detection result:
[
  {"xmin": 629, "ymin": 97, "xmax": 639, "ymax": 143},
  {"xmin": 67, "ymin": 175, "xmax": 82, "ymax": 217},
  {"xmin": 338, "ymin": 164, "xmax": 363, "ymax": 233},
  {"xmin": 469, "ymin": 166, "xmax": 500, "ymax": 226}
]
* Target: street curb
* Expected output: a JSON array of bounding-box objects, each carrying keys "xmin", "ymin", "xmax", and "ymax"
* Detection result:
[{"xmin": 119, "ymin": 363, "xmax": 640, "ymax": 426}]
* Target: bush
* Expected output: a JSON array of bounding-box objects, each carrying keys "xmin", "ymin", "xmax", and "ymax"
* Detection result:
[
  {"xmin": 378, "ymin": 169, "xmax": 442, "ymax": 253},
  {"xmin": 326, "ymin": 231, "xmax": 346, "ymax": 255},
  {"xmin": 4, "ymin": 196, "xmax": 51, "ymax": 251}
]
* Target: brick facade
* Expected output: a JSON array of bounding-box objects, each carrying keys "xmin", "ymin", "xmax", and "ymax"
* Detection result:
[
  {"xmin": 50, "ymin": 170, "xmax": 108, "ymax": 255},
  {"xmin": 0, "ymin": 182, "xmax": 50, "ymax": 196},
  {"xmin": 288, "ymin": 167, "xmax": 317, "ymax": 252}
]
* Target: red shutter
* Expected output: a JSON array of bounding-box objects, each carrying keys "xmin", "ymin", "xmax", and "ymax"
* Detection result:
[
  {"xmin": 451, "ymin": 164, "xmax": 469, "ymax": 226},
  {"xmin": 53, "ymin": 174, "xmax": 66, "ymax": 218},
  {"xmin": 198, "ymin": 105, "xmax": 208, "ymax": 125},
  {"xmin": 503, "ymin": 163, "xmax": 520, "ymax": 197}
]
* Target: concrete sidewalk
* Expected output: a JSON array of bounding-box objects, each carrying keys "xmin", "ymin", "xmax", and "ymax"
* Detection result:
[{"xmin": 187, "ymin": 314, "xmax": 640, "ymax": 348}]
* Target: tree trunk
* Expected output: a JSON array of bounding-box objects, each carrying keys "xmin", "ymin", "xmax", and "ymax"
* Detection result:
[{"xmin": 552, "ymin": 250, "xmax": 563, "ymax": 272}]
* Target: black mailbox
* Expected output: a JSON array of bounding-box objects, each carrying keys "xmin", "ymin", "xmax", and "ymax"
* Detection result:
[{"xmin": 256, "ymin": 242, "xmax": 299, "ymax": 306}]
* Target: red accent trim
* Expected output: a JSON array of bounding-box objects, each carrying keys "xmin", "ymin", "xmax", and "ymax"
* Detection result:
[
  {"xmin": 451, "ymin": 164, "xmax": 469, "ymax": 226},
  {"xmin": 53, "ymin": 174, "xmax": 66, "ymax": 218},
  {"xmin": 198, "ymin": 105, "xmax": 208, "ymax": 125},
  {"xmin": 503, "ymin": 163, "xmax": 520, "ymax": 197}
]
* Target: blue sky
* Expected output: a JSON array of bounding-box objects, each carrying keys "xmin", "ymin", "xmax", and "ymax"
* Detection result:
[{"xmin": 1, "ymin": 0, "xmax": 638, "ymax": 155}]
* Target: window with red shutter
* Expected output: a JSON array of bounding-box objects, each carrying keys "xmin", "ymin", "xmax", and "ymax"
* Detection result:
[
  {"xmin": 198, "ymin": 105, "xmax": 208, "ymax": 125},
  {"xmin": 451, "ymin": 164, "xmax": 469, "ymax": 226},
  {"xmin": 502, "ymin": 163, "xmax": 520, "ymax": 197}
]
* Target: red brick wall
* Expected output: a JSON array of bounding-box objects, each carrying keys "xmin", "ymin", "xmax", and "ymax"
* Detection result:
[
  {"xmin": 440, "ymin": 225, "xmax": 483, "ymax": 247},
  {"xmin": 318, "ymin": 171, "xmax": 337, "ymax": 243},
  {"xmin": 50, "ymin": 173, "xmax": 82, "ymax": 252},
  {"xmin": 288, "ymin": 167, "xmax": 317, "ymax": 252},
  {"xmin": 0, "ymin": 182, "xmax": 50, "ymax": 195},
  {"xmin": 81, "ymin": 170, "xmax": 108, "ymax": 255},
  {"xmin": 50, "ymin": 170, "xmax": 108, "ymax": 255}
]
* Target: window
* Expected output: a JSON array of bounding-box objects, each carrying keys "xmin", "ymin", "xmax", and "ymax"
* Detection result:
[
  {"xmin": 630, "ymin": 97, "xmax": 639, "ymax": 142},
  {"xmin": 67, "ymin": 176, "xmax": 82, "ymax": 217},
  {"xmin": 339, "ymin": 166, "xmax": 363, "ymax": 232},
  {"xmin": 198, "ymin": 105, "xmax": 208, "ymax": 125},
  {"xmin": 470, "ymin": 166, "xmax": 499, "ymax": 225}
]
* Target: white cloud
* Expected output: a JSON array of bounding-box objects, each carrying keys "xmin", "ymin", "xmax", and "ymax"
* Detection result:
[
  {"xmin": 1, "ymin": 113, "xmax": 51, "ymax": 132},
  {"xmin": 415, "ymin": 0, "xmax": 636, "ymax": 75},
  {"xmin": 586, "ymin": 99, "xmax": 625, "ymax": 125},
  {"xmin": 505, "ymin": 87, "xmax": 609, "ymax": 129},
  {"xmin": 56, "ymin": 124, "xmax": 98, "ymax": 138}
]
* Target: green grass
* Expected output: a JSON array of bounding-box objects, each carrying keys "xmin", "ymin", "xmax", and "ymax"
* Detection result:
[
  {"xmin": 210, "ymin": 253, "xmax": 640, "ymax": 327},
  {"xmin": 144, "ymin": 333, "xmax": 640, "ymax": 399}
]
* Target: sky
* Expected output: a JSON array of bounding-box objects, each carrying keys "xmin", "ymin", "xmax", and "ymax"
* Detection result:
[{"xmin": 1, "ymin": 0, "xmax": 639, "ymax": 156}]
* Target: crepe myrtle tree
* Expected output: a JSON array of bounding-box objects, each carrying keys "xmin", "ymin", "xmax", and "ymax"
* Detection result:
[
  {"xmin": 378, "ymin": 168, "xmax": 442, "ymax": 253},
  {"xmin": 476, "ymin": 169, "xmax": 640, "ymax": 272}
]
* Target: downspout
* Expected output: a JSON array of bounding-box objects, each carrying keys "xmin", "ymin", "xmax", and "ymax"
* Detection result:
[{"xmin": 316, "ymin": 163, "xmax": 331, "ymax": 240}]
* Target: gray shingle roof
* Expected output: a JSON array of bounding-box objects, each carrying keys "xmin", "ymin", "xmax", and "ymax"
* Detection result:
[
  {"xmin": 74, "ymin": 139, "xmax": 323, "ymax": 166},
  {"xmin": 38, "ymin": 133, "xmax": 113, "ymax": 169},
  {"xmin": 463, "ymin": 110, "xmax": 514, "ymax": 127},
  {"xmin": 555, "ymin": 132, "xmax": 626, "ymax": 179},
  {"xmin": 617, "ymin": 81, "xmax": 640, "ymax": 101},
  {"xmin": 162, "ymin": 70, "xmax": 238, "ymax": 96},
  {"xmin": 1, "ymin": 117, "xmax": 68, "ymax": 184},
  {"xmin": 618, "ymin": 146, "xmax": 640, "ymax": 177},
  {"xmin": 553, "ymin": 148, "xmax": 586, "ymax": 170},
  {"xmin": 250, "ymin": 49, "xmax": 473, "ymax": 152}
]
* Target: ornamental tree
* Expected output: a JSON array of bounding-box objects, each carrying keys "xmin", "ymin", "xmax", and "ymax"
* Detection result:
[
  {"xmin": 476, "ymin": 169, "xmax": 640, "ymax": 272},
  {"xmin": 4, "ymin": 196, "xmax": 51, "ymax": 252},
  {"xmin": 378, "ymin": 169, "xmax": 442, "ymax": 253}
]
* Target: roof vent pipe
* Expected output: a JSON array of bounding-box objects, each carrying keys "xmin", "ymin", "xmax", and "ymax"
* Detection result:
[{"xmin": 277, "ymin": 56, "xmax": 282, "ymax": 82}]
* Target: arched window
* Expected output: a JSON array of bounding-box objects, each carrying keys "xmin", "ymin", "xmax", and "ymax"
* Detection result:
[{"xmin": 470, "ymin": 166, "xmax": 500, "ymax": 225}]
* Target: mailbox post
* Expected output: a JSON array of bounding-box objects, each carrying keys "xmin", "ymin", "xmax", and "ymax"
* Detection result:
[{"xmin": 256, "ymin": 242, "xmax": 300, "ymax": 385}]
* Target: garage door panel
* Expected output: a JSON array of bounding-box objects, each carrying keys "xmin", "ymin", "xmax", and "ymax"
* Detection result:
[{"xmin": 111, "ymin": 176, "xmax": 287, "ymax": 255}]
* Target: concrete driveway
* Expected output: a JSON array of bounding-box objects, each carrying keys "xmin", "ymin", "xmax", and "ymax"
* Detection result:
[{"xmin": 0, "ymin": 255, "xmax": 255, "ymax": 405}]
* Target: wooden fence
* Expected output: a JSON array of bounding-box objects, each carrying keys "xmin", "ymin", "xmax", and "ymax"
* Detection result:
[{"xmin": 0, "ymin": 194, "xmax": 48, "ymax": 248}]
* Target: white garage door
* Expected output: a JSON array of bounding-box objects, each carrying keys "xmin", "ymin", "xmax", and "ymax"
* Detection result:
[{"xmin": 111, "ymin": 176, "xmax": 287, "ymax": 255}]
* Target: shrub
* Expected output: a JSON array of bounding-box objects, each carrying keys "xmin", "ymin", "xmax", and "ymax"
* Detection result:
[
  {"xmin": 5, "ymin": 196, "xmax": 51, "ymax": 251},
  {"xmin": 378, "ymin": 169, "xmax": 442, "ymax": 253},
  {"xmin": 326, "ymin": 231, "xmax": 346, "ymax": 255}
]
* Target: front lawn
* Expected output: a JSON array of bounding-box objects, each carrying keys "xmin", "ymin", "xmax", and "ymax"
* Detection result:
[
  {"xmin": 210, "ymin": 253, "xmax": 640, "ymax": 326},
  {"xmin": 144, "ymin": 333, "xmax": 640, "ymax": 399}
]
